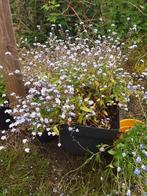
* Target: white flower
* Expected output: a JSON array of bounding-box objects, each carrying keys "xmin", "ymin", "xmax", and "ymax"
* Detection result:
[
  {"xmin": 11, "ymin": 128, "xmax": 16, "ymax": 133},
  {"xmin": 61, "ymin": 113, "xmax": 66, "ymax": 119},
  {"xmin": 2, "ymin": 94, "xmax": 6, "ymax": 97},
  {"xmin": 24, "ymin": 148, "xmax": 30, "ymax": 153},
  {"xmin": 5, "ymin": 51, "xmax": 12, "ymax": 55},
  {"xmin": 99, "ymin": 147, "xmax": 105, "ymax": 152},
  {"xmin": 75, "ymin": 128, "xmax": 79, "ymax": 132},
  {"xmin": 38, "ymin": 132, "xmax": 42, "ymax": 136},
  {"xmin": 5, "ymin": 119, "xmax": 11, "ymax": 123},
  {"xmin": 36, "ymin": 25, "xmax": 40, "ymax": 30},
  {"xmin": 52, "ymin": 132, "xmax": 56, "ymax": 136},
  {"xmin": 57, "ymin": 143, "xmax": 61, "ymax": 147},
  {"xmin": 44, "ymin": 118, "xmax": 49, "ymax": 124},
  {"xmin": 126, "ymin": 189, "xmax": 131, "ymax": 196},
  {"xmin": 5, "ymin": 109, "xmax": 12, "ymax": 114},
  {"xmin": 48, "ymin": 132, "xmax": 51, "ymax": 136},
  {"xmin": 32, "ymin": 132, "xmax": 36, "ymax": 136},
  {"xmin": 8, "ymin": 72, "xmax": 14, "ymax": 76},
  {"xmin": 0, "ymin": 65, "xmax": 3, "ymax": 69},
  {"xmin": 122, "ymin": 152, "xmax": 126, "ymax": 157},
  {"xmin": 88, "ymin": 100, "xmax": 94, "ymax": 105},
  {"xmin": 30, "ymin": 112, "xmax": 36, "ymax": 118},
  {"xmin": 22, "ymin": 139, "xmax": 28, "ymax": 144},
  {"xmin": 1, "ymin": 136, "xmax": 6, "ymax": 140},
  {"xmin": 41, "ymin": 87, "xmax": 48, "ymax": 96},
  {"xmin": 15, "ymin": 69, "xmax": 21, "ymax": 74},
  {"xmin": 141, "ymin": 164, "xmax": 146, "ymax": 171},
  {"xmin": 117, "ymin": 167, "xmax": 121, "ymax": 172},
  {"xmin": 100, "ymin": 176, "xmax": 103, "ymax": 181},
  {"xmin": 55, "ymin": 98, "xmax": 61, "ymax": 105},
  {"xmin": 135, "ymin": 156, "xmax": 141, "ymax": 164},
  {"xmin": 0, "ymin": 146, "xmax": 5, "ymax": 151},
  {"xmin": 10, "ymin": 92, "xmax": 16, "ymax": 96},
  {"xmin": 25, "ymin": 81, "xmax": 31, "ymax": 86},
  {"xmin": 68, "ymin": 127, "xmax": 73, "ymax": 131},
  {"xmin": 140, "ymin": 59, "xmax": 144, "ymax": 63}
]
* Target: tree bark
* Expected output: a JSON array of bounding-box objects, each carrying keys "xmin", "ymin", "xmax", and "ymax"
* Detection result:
[{"xmin": 0, "ymin": 0, "xmax": 26, "ymax": 106}]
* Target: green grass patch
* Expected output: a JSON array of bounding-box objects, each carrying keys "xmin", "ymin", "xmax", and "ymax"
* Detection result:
[
  {"xmin": 0, "ymin": 145, "xmax": 52, "ymax": 196},
  {"xmin": 0, "ymin": 124, "xmax": 146, "ymax": 195}
]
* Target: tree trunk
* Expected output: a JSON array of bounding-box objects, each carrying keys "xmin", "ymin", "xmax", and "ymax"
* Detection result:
[{"xmin": 0, "ymin": 0, "xmax": 26, "ymax": 106}]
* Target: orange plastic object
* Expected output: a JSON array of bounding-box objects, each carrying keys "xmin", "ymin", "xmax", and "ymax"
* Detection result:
[{"xmin": 120, "ymin": 119, "xmax": 144, "ymax": 133}]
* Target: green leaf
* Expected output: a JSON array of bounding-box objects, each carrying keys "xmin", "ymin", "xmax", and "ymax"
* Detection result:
[
  {"xmin": 53, "ymin": 126, "xmax": 59, "ymax": 135},
  {"xmin": 95, "ymin": 153, "xmax": 100, "ymax": 163},
  {"xmin": 108, "ymin": 149, "xmax": 116, "ymax": 155},
  {"xmin": 107, "ymin": 163, "xmax": 114, "ymax": 168},
  {"xmin": 80, "ymin": 106, "xmax": 93, "ymax": 113}
]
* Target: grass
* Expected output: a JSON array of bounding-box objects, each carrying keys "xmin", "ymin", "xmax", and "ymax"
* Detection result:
[
  {"xmin": 0, "ymin": 142, "xmax": 52, "ymax": 196},
  {"xmin": 0, "ymin": 125, "xmax": 146, "ymax": 196},
  {"xmin": 0, "ymin": 142, "xmax": 110, "ymax": 196}
]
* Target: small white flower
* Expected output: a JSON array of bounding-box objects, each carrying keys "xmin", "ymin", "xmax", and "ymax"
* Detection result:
[
  {"xmin": 52, "ymin": 132, "xmax": 56, "ymax": 136},
  {"xmin": 135, "ymin": 156, "xmax": 141, "ymax": 164},
  {"xmin": 5, "ymin": 119, "xmax": 11, "ymax": 123},
  {"xmin": 36, "ymin": 25, "xmax": 40, "ymax": 30},
  {"xmin": 140, "ymin": 59, "xmax": 144, "ymax": 63},
  {"xmin": 126, "ymin": 189, "xmax": 131, "ymax": 196},
  {"xmin": 11, "ymin": 128, "xmax": 16, "ymax": 133},
  {"xmin": 61, "ymin": 113, "xmax": 66, "ymax": 119},
  {"xmin": 44, "ymin": 118, "xmax": 49, "ymax": 124},
  {"xmin": 32, "ymin": 132, "xmax": 36, "ymax": 136},
  {"xmin": 141, "ymin": 164, "xmax": 146, "ymax": 171},
  {"xmin": 100, "ymin": 176, "xmax": 103, "ymax": 181},
  {"xmin": 57, "ymin": 143, "xmax": 61, "ymax": 147},
  {"xmin": 68, "ymin": 127, "xmax": 73, "ymax": 131},
  {"xmin": 8, "ymin": 72, "xmax": 14, "ymax": 76},
  {"xmin": 99, "ymin": 147, "xmax": 105, "ymax": 152},
  {"xmin": 10, "ymin": 92, "xmax": 16, "ymax": 96},
  {"xmin": 22, "ymin": 139, "xmax": 28, "ymax": 144},
  {"xmin": 48, "ymin": 132, "xmax": 51, "ymax": 136},
  {"xmin": 38, "ymin": 132, "xmax": 42, "ymax": 136},
  {"xmin": 1, "ymin": 136, "xmax": 6, "ymax": 140},
  {"xmin": 122, "ymin": 152, "xmax": 126, "ymax": 157},
  {"xmin": 5, "ymin": 109, "xmax": 12, "ymax": 114},
  {"xmin": 2, "ymin": 94, "xmax": 6, "ymax": 97},
  {"xmin": 0, "ymin": 146, "xmax": 5, "ymax": 151},
  {"xmin": 117, "ymin": 167, "xmax": 121, "ymax": 172},
  {"xmin": 24, "ymin": 148, "xmax": 30, "ymax": 153},
  {"xmin": 14, "ymin": 69, "xmax": 21, "ymax": 74},
  {"xmin": 88, "ymin": 100, "xmax": 94, "ymax": 105},
  {"xmin": 55, "ymin": 98, "xmax": 61, "ymax": 105},
  {"xmin": 5, "ymin": 51, "xmax": 12, "ymax": 56},
  {"xmin": 25, "ymin": 81, "xmax": 31, "ymax": 86},
  {"xmin": 0, "ymin": 65, "xmax": 3, "ymax": 69}
]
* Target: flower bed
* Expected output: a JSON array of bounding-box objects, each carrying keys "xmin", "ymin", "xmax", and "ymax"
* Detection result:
[{"xmin": 1, "ymin": 25, "xmax": 146, "ymax": 151}]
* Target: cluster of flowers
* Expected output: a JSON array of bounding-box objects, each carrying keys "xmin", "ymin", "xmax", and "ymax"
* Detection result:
[
  {"xmin": 110, "ymin": 124, "xmax": 147, "ymax": 196},
  {"xmin": 1, "ymin": 25, "xmax": 147, "ymax": 140}
]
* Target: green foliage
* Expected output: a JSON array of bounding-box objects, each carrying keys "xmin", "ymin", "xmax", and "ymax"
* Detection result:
[
  {"xmin": 107, "ymin": 124, "xmax": 147, "ymax": 195},
  {"xmin": 0, "ymin": 145, "xmax": 50, "ymax": 195},
  {"xmin": 0, "ymin": 125, "xmax": 146, "ymax": 195},
  {"xmin": 10, "ymin": 0, "xmax": 147, "ymax": 44}
]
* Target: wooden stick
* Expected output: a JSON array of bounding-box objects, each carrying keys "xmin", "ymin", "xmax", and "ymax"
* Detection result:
[{"xmin": 0, "ymin": 0, "xmax": 26, "ymax": 106}]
